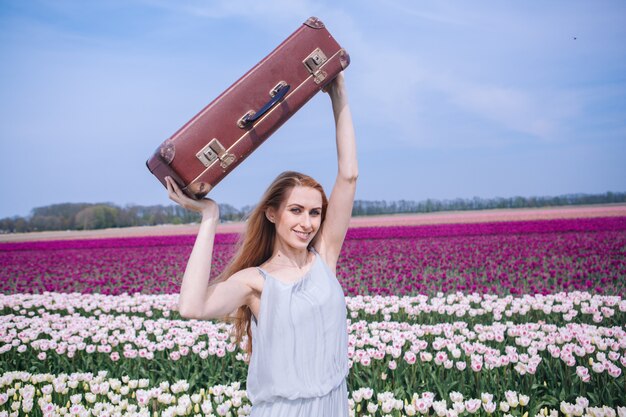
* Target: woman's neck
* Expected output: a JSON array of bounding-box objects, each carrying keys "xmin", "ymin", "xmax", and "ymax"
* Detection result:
[{"xmin": 268, "ymin": 244, "xmax": 311, "ymax": 269}]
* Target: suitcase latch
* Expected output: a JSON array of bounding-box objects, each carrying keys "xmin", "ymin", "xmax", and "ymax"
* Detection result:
[
  {"xmin": 304, "ymin": 48, "xmax": 328, "ymax": 84},
  {"xmin": 196, "ymin": 139, "xmax": 237, "ymax": 169}
]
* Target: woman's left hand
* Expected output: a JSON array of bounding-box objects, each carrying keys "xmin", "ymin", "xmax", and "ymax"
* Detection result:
[{"xmin": 165, "ymin": 176, "xmax": 219, "ymax": 220}]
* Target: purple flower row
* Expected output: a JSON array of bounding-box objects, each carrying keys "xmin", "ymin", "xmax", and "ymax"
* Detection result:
[{"xmin": 1, "ymin": 217, "xmax": 624, "ymax": 297}]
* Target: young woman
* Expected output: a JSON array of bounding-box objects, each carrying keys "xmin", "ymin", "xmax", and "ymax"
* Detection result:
[{"xmin": 165, "ymin": 73, "xmax": 357, "ymax": 417}]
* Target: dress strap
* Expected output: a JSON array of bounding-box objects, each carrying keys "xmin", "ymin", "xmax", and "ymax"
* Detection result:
[{"xmin": 256, "ymin": 267, "xmax": 267, "ymax": 280}]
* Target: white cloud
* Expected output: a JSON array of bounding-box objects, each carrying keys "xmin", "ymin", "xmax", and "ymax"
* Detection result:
[
  {"xmin": 435, "ymin": 76, "xmax": 582, "ymax": 141},
  {"xmin": 379, "ymin": 0, "xmax": 471, "ymax": 26},
  {"xmin": 314, "ymin": 2, "xmax": 589, "ymax": 148},
  {"xmin": 138, "ymin": 0, "xmax": 313, "ymax": 22}
]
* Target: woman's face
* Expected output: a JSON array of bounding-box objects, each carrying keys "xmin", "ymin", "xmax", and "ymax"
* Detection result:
[{"xmin": 268, "ymin": 186, "xmax": 323, "ymax": 250}]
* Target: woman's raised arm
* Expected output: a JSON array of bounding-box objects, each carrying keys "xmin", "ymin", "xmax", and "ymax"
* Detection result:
[
  {"xmin": 165, "ymin": 176, "xmax": 252, "ymax": 320},
  {"xmin": 315, "ymin": 73, "xmax": 358, "ymax": 270}
]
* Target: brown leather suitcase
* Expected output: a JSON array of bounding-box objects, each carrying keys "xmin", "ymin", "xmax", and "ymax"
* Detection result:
[{"xmin": 146, "ymin": 16, "xmax": 350, "ymax": 199}]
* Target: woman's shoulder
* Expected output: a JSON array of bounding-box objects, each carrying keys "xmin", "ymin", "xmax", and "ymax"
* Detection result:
[{"xmin": 228, "ymin": 266, "xmax": 264, "ymax": 294}]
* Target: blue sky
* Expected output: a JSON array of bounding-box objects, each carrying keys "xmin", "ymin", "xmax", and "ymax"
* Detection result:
[{"xmin": 1, "ymin": 0, "xmax": 625, "ymax": 218}]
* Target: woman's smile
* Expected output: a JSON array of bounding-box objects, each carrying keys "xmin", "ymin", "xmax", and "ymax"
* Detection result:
[{"xmin": 294, "ymin": 230, "xmax": 311, "ymax": 240}]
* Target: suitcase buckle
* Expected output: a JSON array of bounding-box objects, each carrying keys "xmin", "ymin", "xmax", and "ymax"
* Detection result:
[
  {"xmin": 304, "ymin": 48, "xmax": 328, "ymax": 84},
  {"xmin": 196, "ymin": 139, "xmax": 236, "ymax": 169},
  {"xmin": 304, "ymin": 48, "xmax": 327, "ymax": 73}
]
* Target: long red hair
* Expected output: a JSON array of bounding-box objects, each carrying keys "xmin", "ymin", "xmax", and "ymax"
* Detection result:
[{"xmin": 210, "ymin": 171, "xmax": 328, "ymax": 362}]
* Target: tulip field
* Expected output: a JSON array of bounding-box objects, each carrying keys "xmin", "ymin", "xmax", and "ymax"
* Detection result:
[{"xmin": 1, "ymin": 215, "xmax": 625, "ymax": 416}]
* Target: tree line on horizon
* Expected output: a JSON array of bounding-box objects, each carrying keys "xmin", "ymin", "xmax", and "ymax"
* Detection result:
[{"xmin": 0, "ymin": 191, "xmax": 624, "ymax": 234}]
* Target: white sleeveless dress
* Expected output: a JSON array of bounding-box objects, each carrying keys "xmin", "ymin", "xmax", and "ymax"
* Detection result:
[{"xmin": 246, "ymin": 247, "xmax": 350, "ymax": 417}]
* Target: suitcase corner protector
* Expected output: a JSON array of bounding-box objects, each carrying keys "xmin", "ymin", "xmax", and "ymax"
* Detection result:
[{"xmin": 304, "ymin": 16, "xmax": 325, "ymax": 29}]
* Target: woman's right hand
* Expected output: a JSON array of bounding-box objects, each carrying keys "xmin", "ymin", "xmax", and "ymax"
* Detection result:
[
  {"xmin": 165, "ymin": 176, "xmax": 219, "ymax": 220},
  {"xmin": 323, "ymin": 72, "xmax": 347, "ymax": 101}
]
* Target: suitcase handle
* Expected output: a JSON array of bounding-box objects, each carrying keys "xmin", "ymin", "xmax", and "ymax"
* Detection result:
[{"xmin": 238, "ymin": 82, "xmax": 290, "ymax": 128}]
